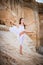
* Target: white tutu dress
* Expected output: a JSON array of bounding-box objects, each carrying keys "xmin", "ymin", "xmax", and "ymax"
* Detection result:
[
  {"xmin": 9, "ymin": 25, "xmax": 25, "ymax": 45},
  {"xmin": 9, "ymin": 25, "xmax": 33, "ymax": 45},
  {"xmin": 9, "ymin": 26, "xmax": 18, "ymax": 35}
]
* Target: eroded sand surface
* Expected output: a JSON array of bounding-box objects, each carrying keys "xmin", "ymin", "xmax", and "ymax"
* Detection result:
[{"xmin": 0, "ymin": 26, "xmax": 43, "ymax": 65}]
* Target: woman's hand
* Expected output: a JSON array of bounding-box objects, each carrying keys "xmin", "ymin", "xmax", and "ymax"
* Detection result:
[{"xmin": 10, "ymin": 21, "xmax": 19, "ymax": 27}]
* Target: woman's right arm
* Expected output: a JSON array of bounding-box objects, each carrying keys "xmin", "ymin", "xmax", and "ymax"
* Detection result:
[
  {"xmin": 10, "ymin": 21, "xmax": 19, "ymax": 27},
  {"xmin": 10, "ymin": 21, "xmax": 16, "ymax": 26}
]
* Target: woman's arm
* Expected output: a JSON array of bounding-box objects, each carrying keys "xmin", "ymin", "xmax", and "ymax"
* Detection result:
[
  {"xmin": 10, "ymin": 21, "xmax": 19, "ymax": 27},
  {"xmin": 24, "ymin": 21, "xmax": 34, "ymax": 27},
  {"xmin": 10, "ymin": 21, "xmax": 16, "ymax": 26},
  {"xmin": 25, "ymin": 30, "xmax": 34, "ymax": 34}
]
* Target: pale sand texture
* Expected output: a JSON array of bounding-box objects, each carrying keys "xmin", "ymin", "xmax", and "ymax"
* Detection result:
[{"xmin": 0, "ymin": 25, "xmax": 43, "ymax": 65}]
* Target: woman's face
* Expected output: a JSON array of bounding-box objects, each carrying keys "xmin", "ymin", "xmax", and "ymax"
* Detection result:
[{"xmin": 21, "ymin": 19, "xmax": 24, "ymax": 24}]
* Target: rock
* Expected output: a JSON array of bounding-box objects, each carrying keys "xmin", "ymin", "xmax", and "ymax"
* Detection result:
[{"xmin": 0, "ymin": 25, "xmax": 43, "ymax": 65}]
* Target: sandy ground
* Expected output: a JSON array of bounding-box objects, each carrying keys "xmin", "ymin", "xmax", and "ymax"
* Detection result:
[{"xmin": 0, "ymin": 25, "xmax": 43, "ymax": 65}]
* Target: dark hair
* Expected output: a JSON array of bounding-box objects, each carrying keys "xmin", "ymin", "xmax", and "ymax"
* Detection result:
[
  {"xmin": 19, "ymin": 18, "xmax": 25, "ymax": 28},
  {"xmin": 19, "ymin": 18, "xmax": 23, "ymax": 24}
]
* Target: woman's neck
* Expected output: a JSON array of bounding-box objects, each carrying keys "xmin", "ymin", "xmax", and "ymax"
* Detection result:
[{"xmin": 20, "ymin": 23, "xmax": 24, "ymax": 26}]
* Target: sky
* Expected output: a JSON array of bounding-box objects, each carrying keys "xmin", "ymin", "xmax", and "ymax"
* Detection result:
[{"xmin": 36, "ymin": 0, "xmax": 43, "ymax": 3}]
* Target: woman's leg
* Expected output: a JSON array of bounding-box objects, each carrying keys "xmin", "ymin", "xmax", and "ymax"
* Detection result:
[
  {"xmin": 20, "ymin": 45, "xmax": 22, "ymax": 54},
  {"xmin": 19, "ymin": 35, "xmax": 24, "ymax": 55}
]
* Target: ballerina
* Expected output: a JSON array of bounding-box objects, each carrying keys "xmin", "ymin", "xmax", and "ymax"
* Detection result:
[
  {"xmin": 9, "ymin": 18, "xmax": 26, "ymax": 54},
  {"xmin": 9, "ymin": 18, "xmax": 33, "ymax": 55}
]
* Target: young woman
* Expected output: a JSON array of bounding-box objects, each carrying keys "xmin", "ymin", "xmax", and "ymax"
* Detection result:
[
  {"xmin": 18, "ymin": 18, "xmax": 26, "ymax": 54},
  {"xmin": 9, "ymin": 18, "xmax": 32, "ymax": 55},
  {"xmin": 9, "ymin": 18, "xmax": 27, "ymax": 54}
]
